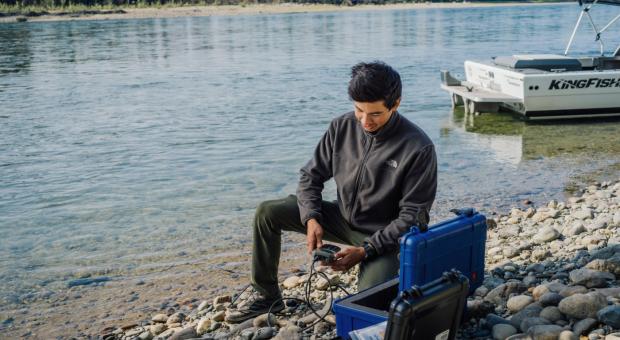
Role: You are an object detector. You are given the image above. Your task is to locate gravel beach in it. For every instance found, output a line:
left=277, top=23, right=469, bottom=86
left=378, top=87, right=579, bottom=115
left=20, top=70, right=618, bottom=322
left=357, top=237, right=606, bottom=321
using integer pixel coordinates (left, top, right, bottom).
left=105, top=179, right=620, bottom=340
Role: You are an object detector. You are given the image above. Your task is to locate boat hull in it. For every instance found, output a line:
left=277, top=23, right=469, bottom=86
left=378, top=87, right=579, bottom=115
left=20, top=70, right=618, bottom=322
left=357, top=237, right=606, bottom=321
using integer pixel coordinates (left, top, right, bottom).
left=464, top=61, right=620, bottom=120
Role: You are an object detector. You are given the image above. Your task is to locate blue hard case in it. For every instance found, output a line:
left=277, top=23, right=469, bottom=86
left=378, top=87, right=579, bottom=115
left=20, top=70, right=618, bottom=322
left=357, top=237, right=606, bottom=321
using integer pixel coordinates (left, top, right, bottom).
left=333, top=209, right=487, bottom=338
left=399, top=208, right=487, bottom=294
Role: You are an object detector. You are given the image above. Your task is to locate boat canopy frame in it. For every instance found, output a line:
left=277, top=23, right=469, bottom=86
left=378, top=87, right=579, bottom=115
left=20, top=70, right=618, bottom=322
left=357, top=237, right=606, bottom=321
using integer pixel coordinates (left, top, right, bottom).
left=565, top=0, right=620, bottom=56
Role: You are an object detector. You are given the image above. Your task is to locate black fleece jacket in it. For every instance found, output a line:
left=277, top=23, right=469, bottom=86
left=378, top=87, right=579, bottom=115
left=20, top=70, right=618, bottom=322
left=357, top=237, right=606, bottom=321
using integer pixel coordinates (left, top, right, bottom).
left=296, top=111, right=437, bottom=255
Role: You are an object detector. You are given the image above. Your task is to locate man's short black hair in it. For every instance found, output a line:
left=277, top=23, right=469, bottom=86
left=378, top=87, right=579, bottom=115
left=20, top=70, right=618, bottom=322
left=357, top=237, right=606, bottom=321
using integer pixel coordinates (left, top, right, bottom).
left=348, top=61, right=402, bottom=110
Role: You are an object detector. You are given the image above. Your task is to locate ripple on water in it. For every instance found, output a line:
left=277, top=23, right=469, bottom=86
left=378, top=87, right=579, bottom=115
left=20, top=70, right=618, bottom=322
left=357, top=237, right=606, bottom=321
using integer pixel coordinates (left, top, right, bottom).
left=0, top=4, right=619, bottom=303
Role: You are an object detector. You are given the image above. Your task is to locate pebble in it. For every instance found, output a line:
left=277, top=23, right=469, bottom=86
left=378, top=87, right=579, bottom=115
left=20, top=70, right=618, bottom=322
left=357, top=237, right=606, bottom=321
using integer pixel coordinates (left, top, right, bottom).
left=325, top=315, right=336, bottom=325
left=166, top=312, right=185, bottom=325
left=197, top=300, right=209, bottom=311
left=493, top=324, right=517, bottom=339
left=252, top=327, right=275, bottom=340
left=282, top=276, right=301, bottom=289
left=528, top=324, right=564, bottom=340
left=569, top=268, right=615, bottom=288
left=125, top=327, right=145, bottom=337
left=533, top=284, right=552, bottom=300
left=503, top=246, right=520, bottom=258
left=539, top=292, right=563, bottom=307
left=510, top=304, right=543, bottom=330
left=486, top=313, right=511, bottom=328
left=313, top=321, right=330, bottom=335
left=150, top=323, right=166, bottom=335
left=532, top=249, right=552, bottom=261
left=597, top=305, right=620, bottom=328
left=559, top=330, right=579, bottom=340
left=152, top=314, right=168, bottom=323
left=196, top=318, right=212, bottom=335
left=533, top=226, right=560, bottom=244
left=520, top=317, right=549, bottom=333
left=208, top=321, right=221, bottom=332
left=573, top=318, right=598, bottom=336
left=155, top=328, right=178, bottom=339
left=229, top=317, right=257, bottom=333
left=211, top=310, right=225, bottom=322
left=297, top=312, right=319, bottom=326
left=239, top=328, right=255, bottom=340
left=605, top=333, right=620, bottom=340
left=566, top=221, right=587, bottom=236
left=558, top=292, right=608, bottom=319
left=468, top=299, right=495, bottom=318
left=168, top=327, right=197, bottom=340
left=574, top=208, right=594, bottom=220
left=273, top=326, right=301, bottom=340
left=507, top=295, right=534, bottom=313
left=604, top=254, right=620, bottom=275
left=253, top=313, right=277, bottom=328
left=315, top=274, right=340, bottom=291
left=212, top=295, right=231, bottom=305
left=539, top=306, right=564, bottom=323
left=138, top=330, right=153, bottom=340
left=559, top=285, right=588, bottom=297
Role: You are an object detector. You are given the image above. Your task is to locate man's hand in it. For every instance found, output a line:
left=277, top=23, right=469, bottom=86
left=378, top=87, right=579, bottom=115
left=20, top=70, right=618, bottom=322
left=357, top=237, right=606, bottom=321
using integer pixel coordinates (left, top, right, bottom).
left=306, top=219, right=324, bottom=254
left=329, top=247, right=365, bottom=272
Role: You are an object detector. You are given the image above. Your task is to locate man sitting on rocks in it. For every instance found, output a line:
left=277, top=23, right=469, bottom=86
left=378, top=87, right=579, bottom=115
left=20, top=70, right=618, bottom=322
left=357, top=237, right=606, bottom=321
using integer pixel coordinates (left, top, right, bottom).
left=226, top=61, right=438, bottom=323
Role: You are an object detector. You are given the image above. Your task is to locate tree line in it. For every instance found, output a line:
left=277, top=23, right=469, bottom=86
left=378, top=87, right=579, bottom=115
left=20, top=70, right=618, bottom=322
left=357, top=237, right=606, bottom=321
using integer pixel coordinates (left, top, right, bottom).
left=1, top=0, right=522, bottom=8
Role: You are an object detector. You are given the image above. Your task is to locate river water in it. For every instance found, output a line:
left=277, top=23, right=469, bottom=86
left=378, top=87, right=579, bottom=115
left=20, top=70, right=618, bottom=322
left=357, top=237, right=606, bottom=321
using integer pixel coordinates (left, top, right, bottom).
left=1, top=3, right=619, bottom=307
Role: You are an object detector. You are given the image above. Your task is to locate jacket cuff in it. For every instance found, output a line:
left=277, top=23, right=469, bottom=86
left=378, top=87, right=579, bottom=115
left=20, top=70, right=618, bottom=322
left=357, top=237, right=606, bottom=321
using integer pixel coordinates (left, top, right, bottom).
left=364, top=237, right=386, bottom=256
left=302, top=212, right=322, bottom=227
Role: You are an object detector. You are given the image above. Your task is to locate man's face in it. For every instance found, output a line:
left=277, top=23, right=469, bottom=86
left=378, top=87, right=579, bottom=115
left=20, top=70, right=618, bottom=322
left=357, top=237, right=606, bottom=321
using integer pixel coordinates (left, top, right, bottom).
left=354, top=99, right=400, bottom=133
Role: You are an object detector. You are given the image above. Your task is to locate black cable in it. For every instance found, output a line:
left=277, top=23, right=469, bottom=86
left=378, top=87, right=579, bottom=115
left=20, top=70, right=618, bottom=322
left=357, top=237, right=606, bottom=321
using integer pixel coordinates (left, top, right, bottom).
left=265, top=259, right=352, bottom=332
left=335, top=284, right=351, bottom=296
left=229, top=284, right=252, bottom=306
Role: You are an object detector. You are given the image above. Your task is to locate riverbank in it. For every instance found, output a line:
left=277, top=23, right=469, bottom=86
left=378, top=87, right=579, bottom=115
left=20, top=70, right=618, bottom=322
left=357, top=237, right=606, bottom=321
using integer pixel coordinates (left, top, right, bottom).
left=100, top=179, right=620, bottom=339
left=0, top=2, right=564, bottom=23
left=0, top=178, right=618, bottom=338
left=0, top=233, right=311, bottom=339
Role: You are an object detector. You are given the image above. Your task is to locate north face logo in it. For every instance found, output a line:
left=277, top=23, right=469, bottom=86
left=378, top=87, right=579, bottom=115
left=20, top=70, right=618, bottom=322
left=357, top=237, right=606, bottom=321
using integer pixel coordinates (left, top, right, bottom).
left=386, top=160, right=398, bottom=168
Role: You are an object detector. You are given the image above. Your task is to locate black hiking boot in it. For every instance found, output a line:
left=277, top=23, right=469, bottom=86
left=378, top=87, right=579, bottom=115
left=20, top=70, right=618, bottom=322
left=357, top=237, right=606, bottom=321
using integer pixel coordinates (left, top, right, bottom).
left=225, top=294, right=285, bottom=323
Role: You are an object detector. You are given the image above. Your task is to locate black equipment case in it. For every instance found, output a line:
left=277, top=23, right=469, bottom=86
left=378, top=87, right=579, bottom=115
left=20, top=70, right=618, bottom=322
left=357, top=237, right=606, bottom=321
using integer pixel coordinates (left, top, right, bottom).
left=384, top=270, right=470, bottom=340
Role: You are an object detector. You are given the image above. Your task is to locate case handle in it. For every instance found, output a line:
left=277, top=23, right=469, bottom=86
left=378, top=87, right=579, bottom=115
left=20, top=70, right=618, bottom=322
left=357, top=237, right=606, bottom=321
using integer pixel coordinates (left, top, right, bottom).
left=450, top=208, right=476, bottom=217
left=414, top=210, right=429, bottom=233
left=402, top=269, right=464, bottom=298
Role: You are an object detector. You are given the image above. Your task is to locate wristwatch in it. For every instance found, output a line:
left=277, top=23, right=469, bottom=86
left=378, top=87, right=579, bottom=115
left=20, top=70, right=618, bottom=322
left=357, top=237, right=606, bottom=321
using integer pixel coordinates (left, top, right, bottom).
left=362, top=242, right=377, bottom=261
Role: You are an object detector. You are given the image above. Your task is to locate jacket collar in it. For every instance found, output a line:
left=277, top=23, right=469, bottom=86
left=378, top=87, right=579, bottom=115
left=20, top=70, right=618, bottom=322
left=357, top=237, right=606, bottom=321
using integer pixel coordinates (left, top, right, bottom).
left=363, top=111, right=401, bottom=141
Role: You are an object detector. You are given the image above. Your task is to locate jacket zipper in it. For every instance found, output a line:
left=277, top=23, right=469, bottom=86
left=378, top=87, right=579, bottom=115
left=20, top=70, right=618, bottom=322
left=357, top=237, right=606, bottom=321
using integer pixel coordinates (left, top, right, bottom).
left=349, top=136, right=374, bottom=222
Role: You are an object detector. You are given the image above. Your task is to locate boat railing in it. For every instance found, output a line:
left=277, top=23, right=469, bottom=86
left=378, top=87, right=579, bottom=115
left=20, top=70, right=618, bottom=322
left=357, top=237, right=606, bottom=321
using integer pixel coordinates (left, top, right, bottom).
left=565, top=0, right=620, bottom=56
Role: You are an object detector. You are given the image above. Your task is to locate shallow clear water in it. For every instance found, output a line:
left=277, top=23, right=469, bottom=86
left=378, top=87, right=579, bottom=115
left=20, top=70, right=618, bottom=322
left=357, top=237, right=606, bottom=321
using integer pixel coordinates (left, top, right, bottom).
left=1, top=4, right=619, bottom=302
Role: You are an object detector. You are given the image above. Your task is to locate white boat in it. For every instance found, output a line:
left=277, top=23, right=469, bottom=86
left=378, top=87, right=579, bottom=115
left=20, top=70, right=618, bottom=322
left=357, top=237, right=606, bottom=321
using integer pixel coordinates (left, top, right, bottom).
left=441, top=0, right=620, bottom=120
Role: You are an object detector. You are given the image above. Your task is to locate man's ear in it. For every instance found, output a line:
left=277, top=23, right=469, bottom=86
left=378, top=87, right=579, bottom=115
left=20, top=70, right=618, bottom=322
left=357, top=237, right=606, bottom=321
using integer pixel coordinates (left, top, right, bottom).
left=391, top=97, right=401, bottom=112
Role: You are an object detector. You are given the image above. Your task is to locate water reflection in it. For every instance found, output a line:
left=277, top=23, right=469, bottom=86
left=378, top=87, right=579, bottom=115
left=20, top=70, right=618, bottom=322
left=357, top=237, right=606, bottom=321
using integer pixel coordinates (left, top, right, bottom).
left=444, top=108, right=620, bottom=164
left=0, top=25, right=32, bottom=75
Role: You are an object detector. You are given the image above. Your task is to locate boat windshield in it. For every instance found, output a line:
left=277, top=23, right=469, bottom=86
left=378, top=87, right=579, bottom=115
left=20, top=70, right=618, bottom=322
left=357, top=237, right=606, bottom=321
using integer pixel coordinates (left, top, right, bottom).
left=566, top=0, right=620, bottom=56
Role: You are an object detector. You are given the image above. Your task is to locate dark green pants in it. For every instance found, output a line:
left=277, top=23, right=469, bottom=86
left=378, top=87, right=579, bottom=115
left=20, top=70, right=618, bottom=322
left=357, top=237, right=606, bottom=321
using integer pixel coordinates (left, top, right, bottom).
left=251, top=195, right=399, bottom=299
